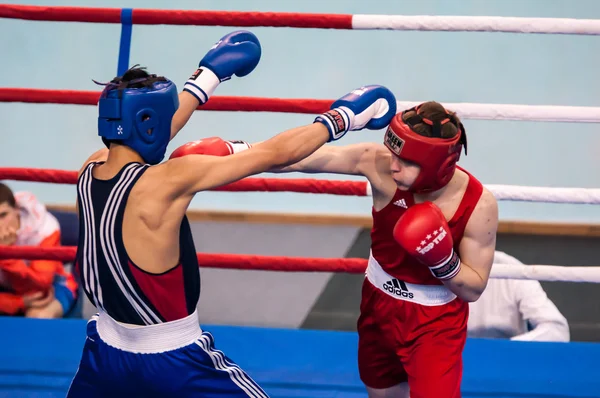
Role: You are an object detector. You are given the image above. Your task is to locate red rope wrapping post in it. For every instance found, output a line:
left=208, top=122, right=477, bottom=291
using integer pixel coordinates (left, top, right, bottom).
left=0, top=246, right=367, bottom=274
left=0, top=5, right=354, bottom=29
left=0, top=88, right=333, bottom=114
left=0, top=168, right=369, bottom=196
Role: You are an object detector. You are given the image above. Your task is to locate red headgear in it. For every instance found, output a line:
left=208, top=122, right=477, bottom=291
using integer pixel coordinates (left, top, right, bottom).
left=384, top=104, right=467, bottom=193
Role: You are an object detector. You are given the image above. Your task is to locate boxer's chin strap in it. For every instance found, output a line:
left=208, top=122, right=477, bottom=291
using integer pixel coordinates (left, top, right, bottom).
left=429, top=250, right=461, bottom=280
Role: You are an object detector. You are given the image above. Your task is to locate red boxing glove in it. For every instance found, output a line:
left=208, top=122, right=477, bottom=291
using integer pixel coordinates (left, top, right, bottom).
left=393, top=202, right=461, bottom=280
left=169, top=137, right=251, bottom=159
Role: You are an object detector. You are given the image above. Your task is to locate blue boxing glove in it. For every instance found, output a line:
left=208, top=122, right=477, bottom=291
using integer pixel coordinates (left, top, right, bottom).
left=184, top=30, right=261, bottom=104
left=314, top=85, right=397, bottom=142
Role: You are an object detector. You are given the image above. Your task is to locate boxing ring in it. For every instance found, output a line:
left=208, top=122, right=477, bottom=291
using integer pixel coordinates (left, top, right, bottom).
left=1, top=4, right=600, bottom=397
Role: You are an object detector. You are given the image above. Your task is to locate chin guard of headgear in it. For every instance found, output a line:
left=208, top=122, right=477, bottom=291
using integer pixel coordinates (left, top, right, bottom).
left=384, top=104, right=467, bottom=193
left=97, top=75, right=179, bottom=165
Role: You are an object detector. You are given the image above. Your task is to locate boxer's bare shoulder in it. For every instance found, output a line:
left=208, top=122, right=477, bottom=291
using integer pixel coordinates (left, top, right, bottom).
left=77, top=148, right=109, bottom=178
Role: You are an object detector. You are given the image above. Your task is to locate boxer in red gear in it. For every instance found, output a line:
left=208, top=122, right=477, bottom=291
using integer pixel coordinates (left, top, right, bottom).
left=231, top=101, right=498, bottom=398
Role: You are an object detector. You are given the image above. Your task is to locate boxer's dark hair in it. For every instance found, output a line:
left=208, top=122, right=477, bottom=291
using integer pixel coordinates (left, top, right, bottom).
left=402, top=101, right=462, bottom=139
left=0, top=183, right=16, bottom=208
left=103, top=65, right=168, bottom=91
left=93, top=65, right=167, bottom=94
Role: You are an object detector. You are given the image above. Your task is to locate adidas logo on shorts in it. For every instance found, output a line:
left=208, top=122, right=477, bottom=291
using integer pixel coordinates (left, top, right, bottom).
left=383, top=278, right=414, bottom=299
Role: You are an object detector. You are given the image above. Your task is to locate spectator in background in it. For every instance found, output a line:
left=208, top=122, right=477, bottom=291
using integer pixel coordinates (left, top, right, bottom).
left=468, top=250, right=570, bottom=342
left=0, top=182, right=77, bottom=318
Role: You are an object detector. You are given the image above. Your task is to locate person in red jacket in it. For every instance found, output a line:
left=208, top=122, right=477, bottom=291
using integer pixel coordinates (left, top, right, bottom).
left=171, top=101, right=499, bottom=398
left=0, top=183, right=78, bottom=318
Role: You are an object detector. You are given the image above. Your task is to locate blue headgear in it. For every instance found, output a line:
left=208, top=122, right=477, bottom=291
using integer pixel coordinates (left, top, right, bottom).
left=98, top=77, right=179, bottom=165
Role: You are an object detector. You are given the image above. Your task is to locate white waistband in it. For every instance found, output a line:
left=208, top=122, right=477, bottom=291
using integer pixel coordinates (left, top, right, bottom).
left=366, top=253, right=457, bottom=306
left=94, top=310, right=203, bottom=354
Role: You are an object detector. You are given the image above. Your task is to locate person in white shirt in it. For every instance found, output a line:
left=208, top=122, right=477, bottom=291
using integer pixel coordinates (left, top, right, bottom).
left=467, top=250, right=570, bottom=342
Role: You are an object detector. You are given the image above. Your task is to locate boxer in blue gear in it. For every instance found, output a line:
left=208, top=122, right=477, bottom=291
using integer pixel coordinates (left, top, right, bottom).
left=69, top=27, right=395, bottom=396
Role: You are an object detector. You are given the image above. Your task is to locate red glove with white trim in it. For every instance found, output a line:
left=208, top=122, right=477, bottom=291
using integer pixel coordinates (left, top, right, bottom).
left=169, top=137, right=251, bottom=159
left=393, top=202, right=461, bottom=280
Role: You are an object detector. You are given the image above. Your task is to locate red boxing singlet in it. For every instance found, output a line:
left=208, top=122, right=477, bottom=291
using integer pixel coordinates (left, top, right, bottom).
left=370, top=168, right=483, bottom=285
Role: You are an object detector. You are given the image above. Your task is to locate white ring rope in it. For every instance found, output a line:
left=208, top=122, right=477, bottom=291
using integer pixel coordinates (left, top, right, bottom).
left=486, top=185, right=600, bottom=204
left=365, top=183, right=600, bottom=205
left=396, top=101, right=600, bottom=123
left=491, top=263, right=600, bottom=283
left=352, top=15, right=600, bottom=35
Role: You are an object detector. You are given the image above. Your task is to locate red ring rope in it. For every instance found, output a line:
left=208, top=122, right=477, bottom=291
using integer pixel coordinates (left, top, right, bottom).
left=0, top=88, right=332, bottom=114
left=0, top=246, right=366, bottom=274
left=0, top=168, right=369, bottom=197
left=0, top=5, right=353, bottom=29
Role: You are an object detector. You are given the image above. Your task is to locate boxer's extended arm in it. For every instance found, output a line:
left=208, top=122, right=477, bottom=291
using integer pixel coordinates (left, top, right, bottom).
left=165, top=84, right=397, bottom=199
left=170, top=91, right=201, bottom=139
left=166, top=123, right=330, bottom=197
left=269, top=142, right=385, bottom=178
left=446, top=189, right=498, bottom=302
left=269, top=142, right=394, bottom=203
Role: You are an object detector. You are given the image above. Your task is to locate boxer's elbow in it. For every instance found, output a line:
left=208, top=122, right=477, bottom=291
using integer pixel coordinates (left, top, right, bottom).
left=448, top=282, right=484, bottom=302
left=445, top=271, right=488, bottom=302
left=458, top=287, right=484, bottom=303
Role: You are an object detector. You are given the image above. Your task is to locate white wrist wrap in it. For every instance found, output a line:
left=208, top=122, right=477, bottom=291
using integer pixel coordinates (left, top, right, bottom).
left=315, top=107, right=353, bottom=141
left=225, top=140, right=252, bottom=154
left=183, top=67, right=220, bottom=104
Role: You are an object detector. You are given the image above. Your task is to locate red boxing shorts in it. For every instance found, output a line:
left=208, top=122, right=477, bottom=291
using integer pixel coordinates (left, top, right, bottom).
left=357, top=255, right=469, bottom=398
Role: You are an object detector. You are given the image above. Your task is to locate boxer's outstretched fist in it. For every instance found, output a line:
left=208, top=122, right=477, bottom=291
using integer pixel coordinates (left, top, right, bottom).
left=314, top=85, right=397, bottom=142
left=169, top=137, right=251, bottom=159
left=393, top=202, right=461, bottom=280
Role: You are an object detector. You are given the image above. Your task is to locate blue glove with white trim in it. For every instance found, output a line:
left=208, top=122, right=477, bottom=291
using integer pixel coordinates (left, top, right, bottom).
left=314, top=85, right=397, bottom=142
left=184, top=30, right=261, bottom=104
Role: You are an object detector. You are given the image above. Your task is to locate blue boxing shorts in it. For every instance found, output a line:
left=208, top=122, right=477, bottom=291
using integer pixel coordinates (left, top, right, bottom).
left=67, top=311, right=268, bottom=397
